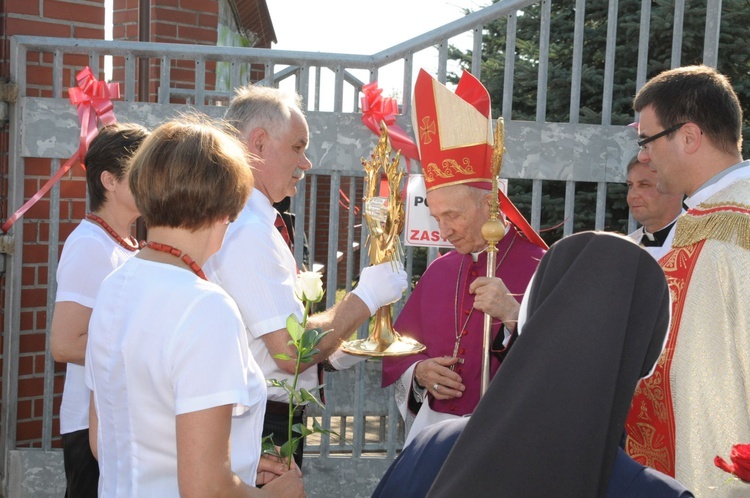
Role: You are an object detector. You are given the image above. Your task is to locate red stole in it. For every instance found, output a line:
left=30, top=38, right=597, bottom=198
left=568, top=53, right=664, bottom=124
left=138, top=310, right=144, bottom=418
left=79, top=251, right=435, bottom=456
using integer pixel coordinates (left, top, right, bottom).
left=624, top=240, right=706, bottom=476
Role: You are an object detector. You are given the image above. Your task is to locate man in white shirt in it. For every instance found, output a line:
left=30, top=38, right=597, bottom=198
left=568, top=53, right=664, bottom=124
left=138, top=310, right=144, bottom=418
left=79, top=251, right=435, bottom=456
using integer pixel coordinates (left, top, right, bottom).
left=205, top=85, right=407, bottom=466
left=624, top=64, right=750, bottom=496
left=625, top=155, right=684, bottom=260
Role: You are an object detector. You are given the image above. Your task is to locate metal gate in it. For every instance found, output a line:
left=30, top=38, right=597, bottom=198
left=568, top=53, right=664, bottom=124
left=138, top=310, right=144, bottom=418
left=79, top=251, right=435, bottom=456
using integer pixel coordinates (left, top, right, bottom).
left=0, top=0, right=726, bottom=495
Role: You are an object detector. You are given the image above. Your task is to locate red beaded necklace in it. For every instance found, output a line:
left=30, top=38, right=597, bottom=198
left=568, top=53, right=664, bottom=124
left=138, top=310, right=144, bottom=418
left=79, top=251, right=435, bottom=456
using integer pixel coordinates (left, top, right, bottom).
left=86, top=213, right=139, bottom=252
left=145, top=241, right=207, bottom=280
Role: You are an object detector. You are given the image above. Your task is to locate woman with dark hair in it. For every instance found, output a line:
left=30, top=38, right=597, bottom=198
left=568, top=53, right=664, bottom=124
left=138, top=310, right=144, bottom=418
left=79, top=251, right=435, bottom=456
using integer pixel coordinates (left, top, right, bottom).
left=50, top=122, right=149, bottom=498
left=374, top=231, right=693, bottom=498
left=85, top=116, right=304, bottom=497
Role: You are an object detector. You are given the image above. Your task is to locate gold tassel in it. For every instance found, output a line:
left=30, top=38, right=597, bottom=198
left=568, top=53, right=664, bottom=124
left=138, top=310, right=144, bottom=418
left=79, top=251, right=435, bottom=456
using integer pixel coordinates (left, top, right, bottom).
left=673, top=209, right=750, bottom=251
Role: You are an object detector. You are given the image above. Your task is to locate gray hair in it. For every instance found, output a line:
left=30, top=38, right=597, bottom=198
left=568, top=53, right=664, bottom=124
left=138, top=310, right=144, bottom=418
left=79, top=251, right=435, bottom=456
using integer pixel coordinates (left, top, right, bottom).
left=224, top=85, right=304, bottom=138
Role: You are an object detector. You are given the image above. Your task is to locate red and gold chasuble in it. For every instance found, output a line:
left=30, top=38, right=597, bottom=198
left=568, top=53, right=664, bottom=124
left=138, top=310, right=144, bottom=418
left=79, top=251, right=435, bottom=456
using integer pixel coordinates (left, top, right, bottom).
left=624, top=240, right=705, bottom=476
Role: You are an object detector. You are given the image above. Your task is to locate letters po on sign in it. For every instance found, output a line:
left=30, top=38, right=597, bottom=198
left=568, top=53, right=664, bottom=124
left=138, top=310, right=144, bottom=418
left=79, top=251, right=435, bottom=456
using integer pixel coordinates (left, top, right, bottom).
left=404, top=175, right=508, bottom=248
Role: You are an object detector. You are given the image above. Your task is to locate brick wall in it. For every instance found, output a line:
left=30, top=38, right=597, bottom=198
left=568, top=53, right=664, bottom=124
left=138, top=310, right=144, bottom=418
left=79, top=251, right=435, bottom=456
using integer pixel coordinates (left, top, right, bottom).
left=111, top=0, right=220, bottom=103
left=1, top=0, right=106, bottom=448
left=0, top=0, right=244, bottom=450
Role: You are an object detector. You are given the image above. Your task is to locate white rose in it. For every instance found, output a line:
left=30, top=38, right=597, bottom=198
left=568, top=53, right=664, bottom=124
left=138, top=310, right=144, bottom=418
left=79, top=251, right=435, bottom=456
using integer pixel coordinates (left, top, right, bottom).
left=294, top=271, right=324, bottom=303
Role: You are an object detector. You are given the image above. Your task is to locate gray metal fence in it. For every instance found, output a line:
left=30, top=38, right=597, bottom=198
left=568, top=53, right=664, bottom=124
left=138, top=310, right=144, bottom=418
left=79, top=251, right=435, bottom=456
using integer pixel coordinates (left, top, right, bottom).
left=0, top=0, right=725, bottom=495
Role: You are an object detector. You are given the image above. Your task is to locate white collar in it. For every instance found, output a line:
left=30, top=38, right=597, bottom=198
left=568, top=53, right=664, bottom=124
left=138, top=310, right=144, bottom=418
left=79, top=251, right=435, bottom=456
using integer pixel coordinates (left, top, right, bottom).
left=685, top=160, right=750, bottom=209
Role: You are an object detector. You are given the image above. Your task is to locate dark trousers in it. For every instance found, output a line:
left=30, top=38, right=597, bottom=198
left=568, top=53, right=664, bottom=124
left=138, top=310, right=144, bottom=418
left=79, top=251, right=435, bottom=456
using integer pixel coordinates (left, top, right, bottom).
left=62, top=428, right=99, bottom=498
left=262, top=408, right=305, bottom=468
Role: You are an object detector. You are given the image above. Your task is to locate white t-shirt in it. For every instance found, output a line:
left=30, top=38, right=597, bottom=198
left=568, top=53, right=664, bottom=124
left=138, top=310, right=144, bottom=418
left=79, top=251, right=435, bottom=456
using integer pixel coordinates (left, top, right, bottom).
left=205, top=191, right=315, bottom=401
left=85, top=258, right=266, bottom=497
left=55, top=219, right=137, bottom=434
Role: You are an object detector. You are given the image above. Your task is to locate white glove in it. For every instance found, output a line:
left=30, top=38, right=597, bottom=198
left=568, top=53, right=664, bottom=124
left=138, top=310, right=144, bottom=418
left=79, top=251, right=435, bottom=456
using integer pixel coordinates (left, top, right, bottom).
left=352, top=261, right=408, bottom=315
left=328, top=349, right=368, bottom=370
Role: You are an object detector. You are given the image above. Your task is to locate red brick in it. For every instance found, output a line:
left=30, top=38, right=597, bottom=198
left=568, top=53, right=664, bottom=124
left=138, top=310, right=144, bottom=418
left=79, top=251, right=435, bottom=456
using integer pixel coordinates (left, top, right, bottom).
left=16, top=420, right=42, bottom=442
left=180, top=0, right=217, bottom=13
left=72, top=26, right=105, bottom=40
left=71, top=202, right=86, bottom=220
left=176, top=25, right=216, bottom=44
left=25, top=198, right=51, bottom=220
left=20, top=332, right=47, bottom=352
left=198, top=13, right=218, bottom=28
left=115, top=7, right=138, bottom=24
left=18, top=377, right=44, bottom=398
left=44, top=0, right=103, bottom=25
left=22, top=287, right=49, bottom=308
left=38, top=266, right=49, bottom=287
left=24, top=158, right=52, bottom=176
left=153, top=23, right=178, bottom=40
left=16, top=398, right=32, bottom=419
left=22, top=223, right=38, bottom=243
left=20, top=310, right=34, bottom=331
left=59, top=179, right=86, bottom=198
left=7, top=0, right=40, bottom=15
left=154, top=6, right=197, bottom=25
left=22, top=266, right=35, bottom=286
left=18, top=355, right=34, bottom=376
left=6, top=17, right=71, bottom=37
left=33, top=397, right=43, bottom=418
left=24, top=64, right=55, bottom=88
left=35, top=353, right=50, bottom=374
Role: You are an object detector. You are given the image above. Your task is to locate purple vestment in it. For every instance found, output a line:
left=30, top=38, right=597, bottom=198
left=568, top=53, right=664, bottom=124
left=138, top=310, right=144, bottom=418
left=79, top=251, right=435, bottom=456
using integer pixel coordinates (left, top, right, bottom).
left=382, top=225, right=544, bottom=416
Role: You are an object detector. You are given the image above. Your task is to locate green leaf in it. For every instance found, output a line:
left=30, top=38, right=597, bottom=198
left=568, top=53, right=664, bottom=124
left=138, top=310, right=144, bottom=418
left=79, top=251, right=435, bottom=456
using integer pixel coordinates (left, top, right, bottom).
left=280, top=438, right=299, bottom=458
left=291, top=422, right=313, bottom=438
left=273, top=353, right=294, bottom=361
left=286, top=313, right=304, bottom=341
left=300, top=388, right=325, bottom=409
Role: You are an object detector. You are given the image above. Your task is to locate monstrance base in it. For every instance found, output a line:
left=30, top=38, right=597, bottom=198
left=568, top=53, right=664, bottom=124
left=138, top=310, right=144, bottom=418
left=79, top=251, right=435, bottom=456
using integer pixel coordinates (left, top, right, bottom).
left=341, top=335, right=425, bottom=357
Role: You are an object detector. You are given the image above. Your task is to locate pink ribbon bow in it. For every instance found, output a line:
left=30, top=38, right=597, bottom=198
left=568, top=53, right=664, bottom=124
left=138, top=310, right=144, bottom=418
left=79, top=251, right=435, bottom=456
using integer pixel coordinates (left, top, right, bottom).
left=2, top=67, right=120, bottom=233
left=360, top=81, right=419, bottom=164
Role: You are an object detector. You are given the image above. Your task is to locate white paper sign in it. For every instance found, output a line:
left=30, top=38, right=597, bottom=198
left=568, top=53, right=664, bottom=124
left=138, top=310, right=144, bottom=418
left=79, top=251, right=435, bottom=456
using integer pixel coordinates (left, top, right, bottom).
left=404, top=175, right=451, bottom=248
left=403, top=174, right=508, bottom=248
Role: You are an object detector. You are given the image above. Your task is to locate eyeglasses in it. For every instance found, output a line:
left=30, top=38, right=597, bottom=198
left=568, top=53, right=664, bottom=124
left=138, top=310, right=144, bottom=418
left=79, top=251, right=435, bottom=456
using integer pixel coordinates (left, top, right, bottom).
left=637, top=122, right=686, bottom=152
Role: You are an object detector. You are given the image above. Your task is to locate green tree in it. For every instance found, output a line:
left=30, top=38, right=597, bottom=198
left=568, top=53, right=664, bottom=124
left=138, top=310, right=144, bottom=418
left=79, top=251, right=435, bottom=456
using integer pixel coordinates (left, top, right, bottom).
left=449, top=0, right=750, bottom=245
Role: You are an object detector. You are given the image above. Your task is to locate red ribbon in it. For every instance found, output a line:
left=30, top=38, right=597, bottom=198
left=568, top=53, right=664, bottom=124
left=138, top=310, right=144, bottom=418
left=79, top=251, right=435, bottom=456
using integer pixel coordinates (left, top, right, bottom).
left=360, top=82, right=420, bottom=165
left=2, top=67, right=119, bottom=233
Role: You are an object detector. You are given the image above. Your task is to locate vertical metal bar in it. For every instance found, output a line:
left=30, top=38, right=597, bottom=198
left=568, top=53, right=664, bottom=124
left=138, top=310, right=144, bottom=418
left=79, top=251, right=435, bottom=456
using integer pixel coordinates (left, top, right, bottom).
left=292, top=176, right=307, bottom=269
left=298, top=64, right=310, bottom=110
left=159, top=56, right=170, bottom=103
left=595, top=181, right=607, bottom=230
left=320, top=171, right=342, bottom=457
left=401, top=55, right=413, bottom=116
left=437, top=39, right=448, bottom=82
left=502, top=12, right=517, bottom=121
left=636, top=0, right=652, bottom=91
left=345, top=178, right=357, bottom=288
left=531, top=179, right=543, bottom=232
left=569, top=0, right=586, bottom=123
left=1, top=38, right=27, bottom=492
left=601, top=0, right=619, bottom=126
left=314, top=67, right=322, bottom=111
left=703, top=0, right=722, bottom=67
left=536, top=0, right=551, bottom=123
left=125, top=54, right=136, bottom=102
left=671, top=0, right=686, bottom=67
left=333, top=64, right=344, bottom=113
left=307, top=176, right=318, bottom=269
left=229, top=58, right=241, bottom=92
left=41, top=51, right=65, bottom=450
left=42, top=158, right=62, bottom=450
left=471, top=25, right=484, bottom=78
left=194, top=57, right=205, bottom=106
left=563, top=180, right=576, bottom=236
